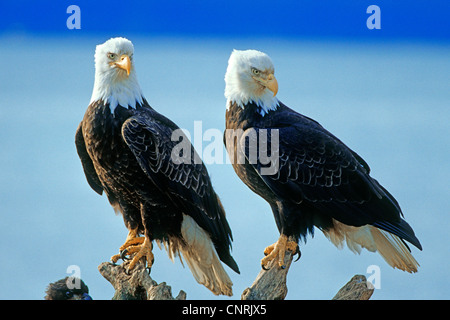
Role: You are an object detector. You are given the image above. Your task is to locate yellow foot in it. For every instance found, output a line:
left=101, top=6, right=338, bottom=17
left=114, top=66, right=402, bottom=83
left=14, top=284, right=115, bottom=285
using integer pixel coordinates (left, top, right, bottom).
left=261, top=235, right=299, bottom=270
left=127, top=237, right=154, bottom=270
left=111, top=228, right=144, bottom=263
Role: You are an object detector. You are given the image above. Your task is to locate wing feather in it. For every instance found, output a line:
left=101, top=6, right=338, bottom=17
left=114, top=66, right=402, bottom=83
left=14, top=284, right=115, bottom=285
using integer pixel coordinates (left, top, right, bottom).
left=75, top=122, right=103, bottom=195
left=121, top=111, right=239, bottom=273
left=239, top=117, right=405, bottom=227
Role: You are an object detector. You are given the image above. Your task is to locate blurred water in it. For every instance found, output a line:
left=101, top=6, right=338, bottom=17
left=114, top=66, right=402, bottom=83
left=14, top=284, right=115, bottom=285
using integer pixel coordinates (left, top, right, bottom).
left=0, top=35, right=449, bottom=299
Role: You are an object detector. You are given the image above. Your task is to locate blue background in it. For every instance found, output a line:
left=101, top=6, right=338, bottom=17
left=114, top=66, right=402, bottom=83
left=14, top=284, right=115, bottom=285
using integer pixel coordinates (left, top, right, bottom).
left=1, top=0, right=449, bottom=41
left=0, top=1, right=449, bottom=300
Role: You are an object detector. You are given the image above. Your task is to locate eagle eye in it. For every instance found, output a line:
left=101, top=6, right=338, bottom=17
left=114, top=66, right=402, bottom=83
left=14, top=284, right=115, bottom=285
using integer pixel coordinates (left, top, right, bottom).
left=251, top=68, right=261, bottom=76
left=107, top=53, right=117, bottom=60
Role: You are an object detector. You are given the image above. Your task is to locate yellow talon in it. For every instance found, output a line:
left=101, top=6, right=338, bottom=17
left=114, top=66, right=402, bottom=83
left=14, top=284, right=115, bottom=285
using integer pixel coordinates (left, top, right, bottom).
left=128, top=237, right=154, bottom=270
left=110, top=228, right=155, bottom=270
left=261, top=235, right=298, bottom=269
left=119, top=236, right=145, bottom=251
left=111, top=228, right=144, bottom=263
left=111, top=253, right=121, bottom=264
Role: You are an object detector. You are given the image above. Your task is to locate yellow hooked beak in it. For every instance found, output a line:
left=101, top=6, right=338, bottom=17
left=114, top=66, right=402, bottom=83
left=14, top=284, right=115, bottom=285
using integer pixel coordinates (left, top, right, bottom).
left=255, top=73, right=278, bottom=97
left=265, top=74, right=278, bottom=96
left=114, top=54, right=131, bottom=76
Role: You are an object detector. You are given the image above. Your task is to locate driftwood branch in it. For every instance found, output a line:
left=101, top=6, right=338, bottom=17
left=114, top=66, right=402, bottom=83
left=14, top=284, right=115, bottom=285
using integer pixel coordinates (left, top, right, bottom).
left=241, top=248, right=373, bottom=300
left=242, top=251, right=294, bottom=300
left=99, top=249, right=372, bottom=300
left=98, top=261, right=186, bottom=300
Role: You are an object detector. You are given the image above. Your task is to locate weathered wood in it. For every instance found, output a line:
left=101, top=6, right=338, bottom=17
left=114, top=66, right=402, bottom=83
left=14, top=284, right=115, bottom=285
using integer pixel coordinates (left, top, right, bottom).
left=99, top=252, right=372, bottom=300
left=240, top=249, right=373, bottom=300
left=241, top=251, right=294, bottom=300
left=332, top=274, right=374, bottom=300
left=98, top=261, right=186, bottom=300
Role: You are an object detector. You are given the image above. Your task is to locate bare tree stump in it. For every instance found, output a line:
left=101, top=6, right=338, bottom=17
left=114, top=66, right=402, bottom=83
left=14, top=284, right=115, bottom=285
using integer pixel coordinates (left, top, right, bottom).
left=98, top=261, right=186, bottom=300
left=241, top=251, right=294, bottom=300
left=332, top=274, right=374, bottom=300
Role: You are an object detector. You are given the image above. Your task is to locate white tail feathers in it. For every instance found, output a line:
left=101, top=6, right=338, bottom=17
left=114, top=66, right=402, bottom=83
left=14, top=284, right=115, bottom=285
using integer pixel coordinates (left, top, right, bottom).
left=323, top=219, right=419, bottom=273
left=157, top=214, right=234, bottom=296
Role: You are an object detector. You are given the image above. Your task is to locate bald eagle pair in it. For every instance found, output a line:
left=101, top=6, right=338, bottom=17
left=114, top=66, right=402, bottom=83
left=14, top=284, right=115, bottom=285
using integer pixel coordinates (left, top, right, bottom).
left=76, top=38, right=421, bottom=297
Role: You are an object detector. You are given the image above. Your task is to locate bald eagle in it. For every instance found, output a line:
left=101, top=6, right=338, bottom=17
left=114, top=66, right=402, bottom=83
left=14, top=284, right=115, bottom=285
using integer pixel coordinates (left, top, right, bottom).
left=224, top=49, right=422, bottom=272
left=75, top=38, right=239, bottom=296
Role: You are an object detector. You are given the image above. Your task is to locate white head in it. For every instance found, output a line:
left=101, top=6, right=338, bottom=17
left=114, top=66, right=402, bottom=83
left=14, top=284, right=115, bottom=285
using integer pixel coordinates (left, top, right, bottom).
left=224, top=49, right=279, bottom=114
left=90, top=37, right=144, bottom=112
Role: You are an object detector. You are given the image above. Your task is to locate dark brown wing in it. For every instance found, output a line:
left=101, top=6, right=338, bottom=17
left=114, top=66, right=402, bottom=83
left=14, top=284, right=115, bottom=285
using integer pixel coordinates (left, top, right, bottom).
left=75, top=122, right=103, bottom=195
left=121, top=110, right=239, bottom=273
left=238, top=109, right=421, bottom=249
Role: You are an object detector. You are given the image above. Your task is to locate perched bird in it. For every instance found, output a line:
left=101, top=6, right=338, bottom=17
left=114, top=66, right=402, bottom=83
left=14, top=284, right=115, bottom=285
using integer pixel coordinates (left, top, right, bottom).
left=45, top=277, right=92, bottom=300
left=224, top=49, right=422, bottom=272
left=75, top=37, right=239, bottom=296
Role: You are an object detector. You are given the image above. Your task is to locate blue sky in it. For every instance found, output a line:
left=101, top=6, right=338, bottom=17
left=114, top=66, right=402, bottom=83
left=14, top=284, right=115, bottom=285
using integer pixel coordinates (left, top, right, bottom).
left=1, top=0, right=449, bottom=41
left=0, top=1, right=449, bottom=300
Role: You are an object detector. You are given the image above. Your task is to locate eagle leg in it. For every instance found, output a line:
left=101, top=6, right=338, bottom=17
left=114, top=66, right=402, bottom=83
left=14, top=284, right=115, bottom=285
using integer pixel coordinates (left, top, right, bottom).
left=111, top=228, right=145, bottom=263
left=261, top=234, right=299, bottom=270
left=126, top=236, right=154, bottom=270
